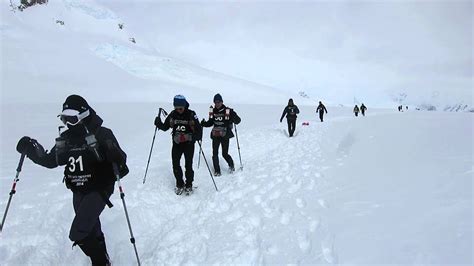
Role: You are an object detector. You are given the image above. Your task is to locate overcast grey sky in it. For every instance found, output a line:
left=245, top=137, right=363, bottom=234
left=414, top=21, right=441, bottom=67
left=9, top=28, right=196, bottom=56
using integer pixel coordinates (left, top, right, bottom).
left=103, top=0, right=472, bottom=104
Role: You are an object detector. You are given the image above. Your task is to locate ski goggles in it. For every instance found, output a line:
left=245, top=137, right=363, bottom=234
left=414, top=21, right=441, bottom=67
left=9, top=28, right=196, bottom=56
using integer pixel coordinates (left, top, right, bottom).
left=58, top=109, right=90, bottom=126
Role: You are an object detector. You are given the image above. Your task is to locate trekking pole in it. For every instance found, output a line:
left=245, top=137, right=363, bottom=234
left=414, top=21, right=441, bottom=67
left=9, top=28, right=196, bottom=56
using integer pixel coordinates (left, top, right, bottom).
left=197, top=144, right=202, bottom=169
left=234, top=124, right=243, bottom=170
left=111, top=161, right=141, bottom=266
left=197, top=141, right=218, bottom=192
left=143, top=108, right=167, bottom=184
left=1, top=153, right=26, bottom=233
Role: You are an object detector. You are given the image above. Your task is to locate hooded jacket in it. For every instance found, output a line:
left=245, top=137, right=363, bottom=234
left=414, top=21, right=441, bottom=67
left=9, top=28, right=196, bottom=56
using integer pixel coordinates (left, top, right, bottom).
left=28, top=108, right=128, bottom=193
left=280, top=100, right=300, bottom=121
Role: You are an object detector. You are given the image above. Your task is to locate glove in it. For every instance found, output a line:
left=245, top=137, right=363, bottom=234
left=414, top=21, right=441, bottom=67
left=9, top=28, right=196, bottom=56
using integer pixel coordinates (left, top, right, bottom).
left=16, top=136, right=33, bottom=154
left=154, top=116, right=162, bottom=127
left=105, top=141, right=124, bottom=164
left=280, top=119, right=283, bottom=123
left=16, top=136, right=45, bottom=158
left=200, top=119, right=206, bottom=125
left=195, top=131, right=203, bottom=142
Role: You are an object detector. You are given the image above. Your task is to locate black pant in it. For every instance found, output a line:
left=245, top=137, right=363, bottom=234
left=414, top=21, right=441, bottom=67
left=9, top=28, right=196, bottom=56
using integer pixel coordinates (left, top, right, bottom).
left=70, top=185, right=113, bottom=265
left=172, top=142, right=195, bottom=188
left=319, top=111, right=324, bottom=122
left=355, top=112, right=359, bottom=117
left=362, top=110, right=365, bottom=116
left=287, top=119, right=296, bottom=137
left=212, top=138, right=234, bottom=173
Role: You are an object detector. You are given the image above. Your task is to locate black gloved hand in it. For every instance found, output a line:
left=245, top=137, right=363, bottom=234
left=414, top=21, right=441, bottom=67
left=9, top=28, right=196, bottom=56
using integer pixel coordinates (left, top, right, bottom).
left=17, top=136, right=33, bottom=154
left=196, top=135, right=202, bottom=142
left=200, top=119, right=206, bottom=125
left=16, top=136, right=45, bottom=158
left=154, top=116, right=162, bottom=127
left=105, top=141, right=124, bottom=164
left=280, top=119, right=283, bottom=123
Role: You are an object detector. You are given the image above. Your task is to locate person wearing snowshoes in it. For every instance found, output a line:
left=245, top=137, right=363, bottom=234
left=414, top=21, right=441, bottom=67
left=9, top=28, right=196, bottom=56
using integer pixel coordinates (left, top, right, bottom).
left=201, top=93, right=241, bottom=176
left=360, top=103, right=367, bottom=116
left=15, top=95, right=128, bottom=266
left=316, top=101, right=328, bottom=122
left=354, top=105, right=360, bottom=117
left=155, top=95, right=202, bottom=195
left=280, top=98, right=300, bottom=137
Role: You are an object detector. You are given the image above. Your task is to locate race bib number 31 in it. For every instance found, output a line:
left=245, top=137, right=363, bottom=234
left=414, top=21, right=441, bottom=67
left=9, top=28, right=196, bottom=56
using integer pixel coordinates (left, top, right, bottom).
left=68, top=156, right=84, bottom=172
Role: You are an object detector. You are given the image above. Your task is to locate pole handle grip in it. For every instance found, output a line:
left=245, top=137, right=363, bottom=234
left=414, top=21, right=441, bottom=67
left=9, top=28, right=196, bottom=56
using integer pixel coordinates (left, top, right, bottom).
left=16, top=153, right=26, bottom=172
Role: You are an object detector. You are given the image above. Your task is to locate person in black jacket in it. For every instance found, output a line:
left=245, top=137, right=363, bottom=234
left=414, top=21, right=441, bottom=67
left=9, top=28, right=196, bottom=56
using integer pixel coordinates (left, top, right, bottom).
left=155, top=95, right=202, bottom=195
left=354, top=105, right=360, bottom=117
left=360, top=103, right=367, bottom=116
left=16, top=95, right=127, bottom=266
left=316, top=101, right=328, bottom=122
left=201, top=94, right=241, bottom=176
left=280, top=99, right=300, bottom=137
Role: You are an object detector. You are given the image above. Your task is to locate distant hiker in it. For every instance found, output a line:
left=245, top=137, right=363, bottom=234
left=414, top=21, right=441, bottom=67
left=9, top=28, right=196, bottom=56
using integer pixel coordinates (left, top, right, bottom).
left=201, top=93, right=241, bottom=176
left=316, top=101, right=328, bottom=122
left=280, top=99, right=300, bottom=137
left=354, top=105, right=360, bottom=117
left=360, top=103, right=367, bottom=116
left=398, top=105, right=402, bottom=112
left=155, top=95, right=202, bottom=195
left=406, top=106, right=408, bottom=110
left=16, top=95, right=128, bottom=265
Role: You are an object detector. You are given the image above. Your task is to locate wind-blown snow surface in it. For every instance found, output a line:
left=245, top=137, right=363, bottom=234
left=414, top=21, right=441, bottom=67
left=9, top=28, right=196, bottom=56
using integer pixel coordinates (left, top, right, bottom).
left=0, top=103, right=472, bottom=265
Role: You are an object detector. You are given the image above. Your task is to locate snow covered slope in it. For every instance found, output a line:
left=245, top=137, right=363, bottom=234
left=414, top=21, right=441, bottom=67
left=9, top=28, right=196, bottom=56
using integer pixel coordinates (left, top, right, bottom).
left=1, top=0, right=291, bottom=104
left=0, top=103, right=472, bottom=265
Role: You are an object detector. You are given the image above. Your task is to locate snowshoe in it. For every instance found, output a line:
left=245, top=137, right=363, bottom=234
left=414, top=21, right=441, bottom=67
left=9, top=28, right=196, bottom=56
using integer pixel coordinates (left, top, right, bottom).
left=214, top=171, right=221, bottom=177
left=184, top=187, right=193, bottom=196
left=175, top=187, right=184, bottom=195
left=229, top=167, right=235, bottom=174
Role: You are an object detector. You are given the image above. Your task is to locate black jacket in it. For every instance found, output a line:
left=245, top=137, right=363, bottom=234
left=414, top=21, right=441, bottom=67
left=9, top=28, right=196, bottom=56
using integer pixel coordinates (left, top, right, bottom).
left=28, top=110, right=127, bottom=193
left=155, top=108, right=202, bottom=143
left=280, top=105, right=300, bottom=121
left=201, top=105, right=241, bottom=139
left=317, top=104, right=328, bottom=114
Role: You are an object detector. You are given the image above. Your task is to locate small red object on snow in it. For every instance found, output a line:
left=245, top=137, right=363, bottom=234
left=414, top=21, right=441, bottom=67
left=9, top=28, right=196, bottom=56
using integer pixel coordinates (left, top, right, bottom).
left=302, top=122, right=309, bottom=126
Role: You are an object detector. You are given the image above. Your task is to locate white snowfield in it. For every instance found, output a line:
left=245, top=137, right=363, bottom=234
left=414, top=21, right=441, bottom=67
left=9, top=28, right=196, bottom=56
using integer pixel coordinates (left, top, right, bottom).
left=1, top=0, right=472, bottom=265
left=1, top=0, right=292, bottom=104
left=0, top=103, right=472, bottom=265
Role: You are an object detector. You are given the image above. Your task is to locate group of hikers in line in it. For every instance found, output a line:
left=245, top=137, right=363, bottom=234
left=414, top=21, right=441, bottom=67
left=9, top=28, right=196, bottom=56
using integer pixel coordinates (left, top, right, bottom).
left=13, top=93, right=375, bottom=265
left=353, top=103, right=367, bottom=117
left=398, top=105, right=408, bottom=112
left=280, top=99, right=367, bottom=137
left=153, top=93, right=241, bottom=195
left=13, top=93, right=242, bottom=265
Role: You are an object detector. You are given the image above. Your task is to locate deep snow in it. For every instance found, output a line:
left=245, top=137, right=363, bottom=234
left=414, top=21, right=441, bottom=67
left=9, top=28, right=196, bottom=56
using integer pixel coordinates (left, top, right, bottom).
left=1, top=1, right=472, bottom=265
left=0, top=103, right=472, bottom=265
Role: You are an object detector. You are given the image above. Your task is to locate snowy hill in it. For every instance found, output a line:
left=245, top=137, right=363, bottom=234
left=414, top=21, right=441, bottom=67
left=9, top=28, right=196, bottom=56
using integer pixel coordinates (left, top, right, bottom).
left=1, top=0, right=292, bottom=104
left=0, top=103, right=472, bottom=265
